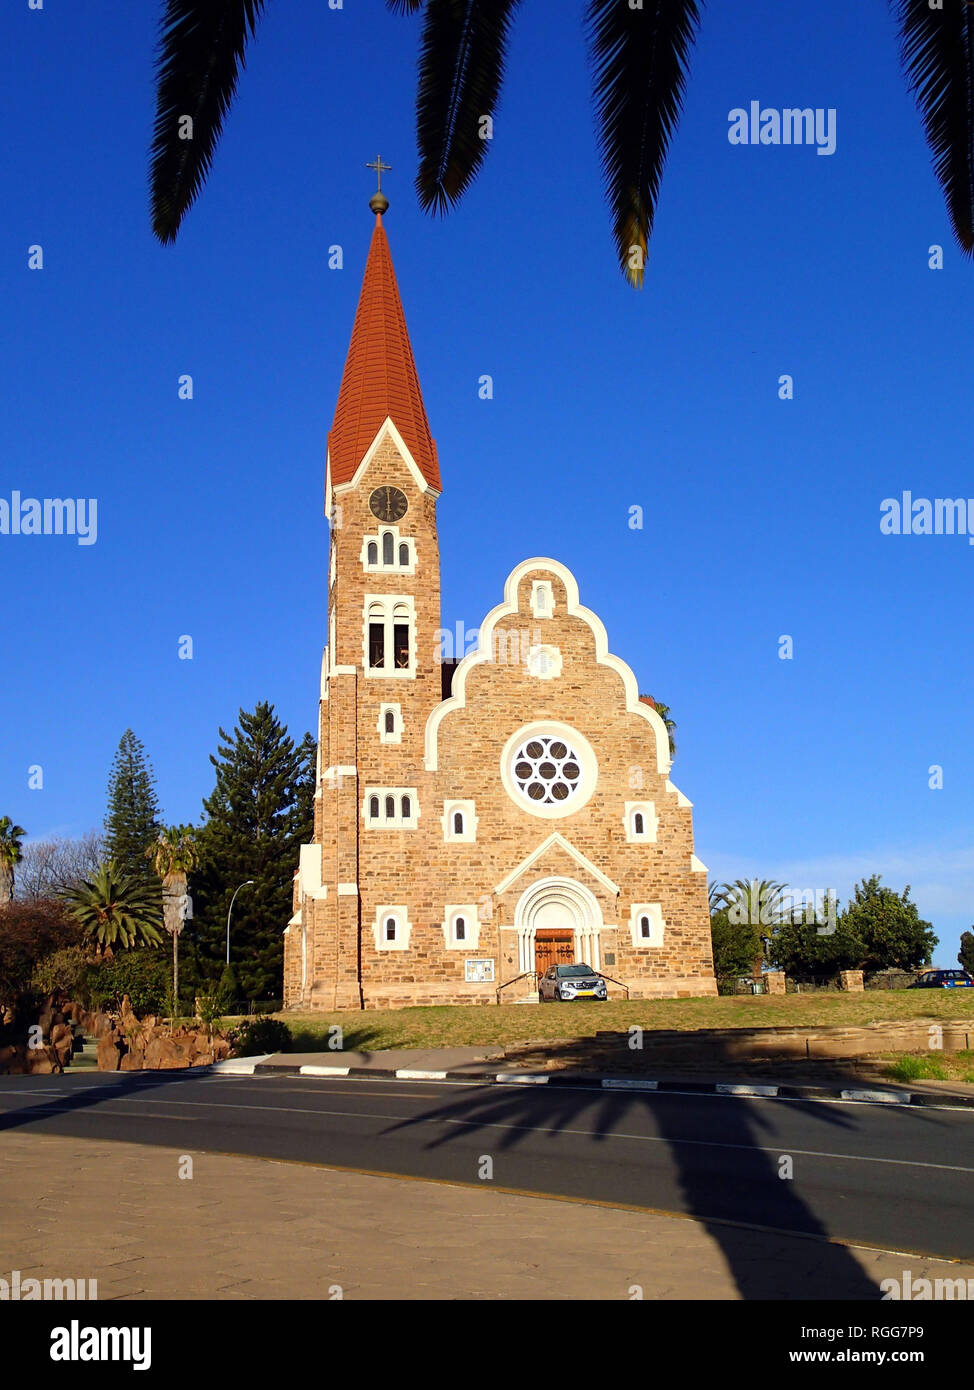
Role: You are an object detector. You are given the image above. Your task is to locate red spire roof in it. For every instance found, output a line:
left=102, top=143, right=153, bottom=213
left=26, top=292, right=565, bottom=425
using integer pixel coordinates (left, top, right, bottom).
left=327, top=213, right=440, bottom=490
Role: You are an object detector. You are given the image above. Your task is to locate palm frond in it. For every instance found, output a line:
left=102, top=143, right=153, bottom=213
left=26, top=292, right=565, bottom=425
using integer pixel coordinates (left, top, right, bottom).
left=892, top=0, right=974, bottom=254
left=387, top=0, right=426, bottom=12
left=150, top=0, right=267, bottom=244
left=586, top=0, right=702, bottom=286
left=414, top=0, right=523, bottom=214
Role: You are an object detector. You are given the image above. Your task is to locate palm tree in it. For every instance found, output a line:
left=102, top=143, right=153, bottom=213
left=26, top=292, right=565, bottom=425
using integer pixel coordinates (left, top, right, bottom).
left=146, top=825, right=199, bottom=1010
left=61, top=863, right=163, bottom=953
left=721, top=878, right=789, bottom=980
left=150, top=2, right=974, bottom=282
left=639, top=694, right=676, bottom=757
left=708, top=879, right=727, bottom=916
left=0, top=817, right=26, bottom=905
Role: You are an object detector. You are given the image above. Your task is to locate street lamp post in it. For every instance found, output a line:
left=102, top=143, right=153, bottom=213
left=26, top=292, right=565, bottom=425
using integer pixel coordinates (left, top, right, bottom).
left=226, top=880, right=255, bottom=966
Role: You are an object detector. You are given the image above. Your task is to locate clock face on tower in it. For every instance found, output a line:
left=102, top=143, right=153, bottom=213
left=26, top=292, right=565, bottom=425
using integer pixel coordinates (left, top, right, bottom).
left=369, top=486, right=408, bottom=523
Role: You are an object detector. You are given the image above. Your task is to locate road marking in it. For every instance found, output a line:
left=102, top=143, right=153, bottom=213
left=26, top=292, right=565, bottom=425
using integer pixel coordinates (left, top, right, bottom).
left=717, top=1084, right=779, bottom=1097
left=20, top=1093, right=974, bottom=1177
left=840, top=1089, right=911, bottom=1104
left=494, top=1073, right=549, bottom=1084
left=603, top=1079, right=659, bottom=1091
left=299, top=1066, right=350, bottom=1077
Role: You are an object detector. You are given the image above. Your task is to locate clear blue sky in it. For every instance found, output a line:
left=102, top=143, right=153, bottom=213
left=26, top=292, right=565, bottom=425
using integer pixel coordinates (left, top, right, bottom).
left=2, top=0, right=970, bottom=961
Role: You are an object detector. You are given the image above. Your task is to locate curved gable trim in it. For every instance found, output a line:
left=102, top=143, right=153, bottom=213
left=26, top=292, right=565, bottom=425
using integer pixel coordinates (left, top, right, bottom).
left=424, top=556, right=672, bottom=776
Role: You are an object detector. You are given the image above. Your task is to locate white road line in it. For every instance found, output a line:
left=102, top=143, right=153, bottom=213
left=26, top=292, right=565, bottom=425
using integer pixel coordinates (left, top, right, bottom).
left=34, top=1093, right=974, bottom=1176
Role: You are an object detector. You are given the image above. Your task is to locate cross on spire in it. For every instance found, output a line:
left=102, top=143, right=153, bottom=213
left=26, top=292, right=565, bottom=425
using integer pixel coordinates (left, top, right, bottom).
left=366, top=156, right=392, bottom=193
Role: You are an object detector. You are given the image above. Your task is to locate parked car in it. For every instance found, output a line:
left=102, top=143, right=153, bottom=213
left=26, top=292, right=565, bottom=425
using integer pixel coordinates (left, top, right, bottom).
left=538, top=963, right=608, bottom=1002
left=908, top=969, right=974, bottom=989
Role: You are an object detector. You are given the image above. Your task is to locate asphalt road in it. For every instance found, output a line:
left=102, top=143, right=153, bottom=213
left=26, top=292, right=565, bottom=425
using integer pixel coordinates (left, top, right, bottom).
left=2, top=1070, right=973, bottom=1262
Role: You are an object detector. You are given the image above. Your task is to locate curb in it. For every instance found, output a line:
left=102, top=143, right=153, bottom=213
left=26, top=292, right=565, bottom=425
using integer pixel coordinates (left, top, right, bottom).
left=234, top=1060, right=974, bottom=1108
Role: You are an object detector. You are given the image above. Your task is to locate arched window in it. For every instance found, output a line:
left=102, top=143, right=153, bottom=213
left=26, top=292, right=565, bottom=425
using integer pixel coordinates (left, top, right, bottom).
left=639, top=915, right=651, bottom=939
left=385, top=795, right=395, bottom=819
left=367, top=540, right=378, bottom=565
left=453, top=810, right=464, bottom=836
left=393, top=602, right=410, bottom=669
left=382, top=531, right=394, bottom=565
left=454, top=915, right=466, bottom=942
left=369, top=795, right=379, bottom=820
left=385, top=916, right=397, bottom=942
left=384, top=710, right=395, bottom=734
left=398, top=542, right=409, bottom=567
left=401, top=795, right=411, bottom=820
left=368, top=602, right=386, bottom=669
left=634, top=811, right=644, bottom=836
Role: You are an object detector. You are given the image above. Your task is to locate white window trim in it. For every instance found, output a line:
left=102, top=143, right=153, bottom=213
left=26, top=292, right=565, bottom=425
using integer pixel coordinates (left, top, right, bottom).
left=441, top=904, right=480, bottom=950
left=363, top=787, right=419, bottom=829
left=623, top=800, right=658, bottom=843
left=441, top=799, right=478, bottom=843
left=630, top=902, right=665, bottom=948
left=499, top=721, right=597, bottom=820
left=526, top=644, right=562, bottom=679
left=531, top=580, right=553, bottom=619
left=373, top=905, right=412, bottom=952
left=361, top=525, right=417, bottom=576
left=363, top=593, right=417, bottom=679
left=377, top=703, right=403, bottom=744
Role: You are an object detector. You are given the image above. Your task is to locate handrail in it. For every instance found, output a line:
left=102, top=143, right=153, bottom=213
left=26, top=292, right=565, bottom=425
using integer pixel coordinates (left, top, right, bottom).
left=595, top=971, right=630, bottom=1000
left=496, top=971, right=537, bottom=1004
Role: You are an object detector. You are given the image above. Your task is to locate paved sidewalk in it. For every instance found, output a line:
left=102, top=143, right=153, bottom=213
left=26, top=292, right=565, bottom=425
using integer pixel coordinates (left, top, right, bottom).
left=2, top=1132, right=971, bottom=1300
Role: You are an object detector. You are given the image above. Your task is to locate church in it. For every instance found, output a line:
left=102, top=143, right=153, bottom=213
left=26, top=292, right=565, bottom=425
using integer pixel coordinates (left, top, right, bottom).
left=284, top=179, right=717, bottom=1010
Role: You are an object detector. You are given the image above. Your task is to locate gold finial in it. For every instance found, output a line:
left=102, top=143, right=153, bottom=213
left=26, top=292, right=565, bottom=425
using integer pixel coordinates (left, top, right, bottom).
left=366, top=155, right=392, bottom=215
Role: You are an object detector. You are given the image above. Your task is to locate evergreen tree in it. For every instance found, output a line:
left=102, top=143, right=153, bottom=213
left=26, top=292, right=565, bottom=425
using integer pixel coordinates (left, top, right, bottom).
left=104, top=731, right=161, bottom=881
left=187, top=703, right=314, bottom=1000
left=839, top=875, right=937, bottom=974
left=958, top=930, right=974, bottom=975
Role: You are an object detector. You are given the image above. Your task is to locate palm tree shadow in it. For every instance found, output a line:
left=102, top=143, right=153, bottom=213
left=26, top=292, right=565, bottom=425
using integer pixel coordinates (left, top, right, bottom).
left=383, top=1037, right=934, bottom=1299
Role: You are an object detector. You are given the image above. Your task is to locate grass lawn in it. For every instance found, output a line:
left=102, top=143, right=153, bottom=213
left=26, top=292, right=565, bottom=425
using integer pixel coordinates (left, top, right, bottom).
left=882, top=1050, right=974, bottom=1083
left=276, top=990, right=974, bottom=1053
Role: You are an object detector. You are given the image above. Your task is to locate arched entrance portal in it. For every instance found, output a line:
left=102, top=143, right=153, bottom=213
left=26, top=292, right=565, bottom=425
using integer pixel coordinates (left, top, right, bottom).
left=513, top=877, right=604, bottom=976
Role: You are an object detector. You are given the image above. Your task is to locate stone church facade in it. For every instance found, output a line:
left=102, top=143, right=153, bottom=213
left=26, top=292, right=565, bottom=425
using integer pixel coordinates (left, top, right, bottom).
left=284, top=192, right=716, bottom=1010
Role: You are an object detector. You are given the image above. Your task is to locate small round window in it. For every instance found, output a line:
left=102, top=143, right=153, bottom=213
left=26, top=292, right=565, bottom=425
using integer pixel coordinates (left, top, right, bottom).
left=511, top=736, right=583, bottom=806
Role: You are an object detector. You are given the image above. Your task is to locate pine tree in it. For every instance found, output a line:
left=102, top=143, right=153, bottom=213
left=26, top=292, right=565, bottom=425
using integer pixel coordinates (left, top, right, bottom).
left=104, top=731, right=162, bottom=881
left=187, top=703, right=315, bottom=1001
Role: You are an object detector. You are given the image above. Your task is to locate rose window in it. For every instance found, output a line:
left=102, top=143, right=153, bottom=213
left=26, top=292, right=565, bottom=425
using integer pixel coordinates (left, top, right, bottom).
left=511, top=737, right=583, bottom=806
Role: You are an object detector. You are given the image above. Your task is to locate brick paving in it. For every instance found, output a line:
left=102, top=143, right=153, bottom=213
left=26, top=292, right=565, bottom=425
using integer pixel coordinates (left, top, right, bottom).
left=2, top=1132, right=971, bottom=1300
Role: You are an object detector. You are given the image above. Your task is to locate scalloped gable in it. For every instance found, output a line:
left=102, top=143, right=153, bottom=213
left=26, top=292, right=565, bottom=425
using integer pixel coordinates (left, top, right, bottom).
left=423, top=557, right=674, bottom=778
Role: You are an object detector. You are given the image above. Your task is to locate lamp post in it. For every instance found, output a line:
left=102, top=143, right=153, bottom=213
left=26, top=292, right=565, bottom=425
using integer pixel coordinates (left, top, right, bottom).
left=226, top=880, right=254, bottom=966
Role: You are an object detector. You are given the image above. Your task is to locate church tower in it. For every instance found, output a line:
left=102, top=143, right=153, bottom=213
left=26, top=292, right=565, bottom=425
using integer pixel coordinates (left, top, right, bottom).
left=287, top=174, right=445, bottom=1009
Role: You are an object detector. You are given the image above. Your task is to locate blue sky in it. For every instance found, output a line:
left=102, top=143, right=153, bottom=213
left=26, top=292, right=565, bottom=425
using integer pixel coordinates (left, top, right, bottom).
left=2, top=0, right=970, bottom=961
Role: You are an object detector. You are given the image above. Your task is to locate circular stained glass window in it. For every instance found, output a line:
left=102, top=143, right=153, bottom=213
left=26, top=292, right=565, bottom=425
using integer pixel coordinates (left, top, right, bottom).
left=510, top=736, right=584, bottom=807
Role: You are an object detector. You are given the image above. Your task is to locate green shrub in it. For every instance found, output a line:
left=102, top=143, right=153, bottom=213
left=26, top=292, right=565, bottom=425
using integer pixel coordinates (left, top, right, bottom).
left=31, top=945, right=89, bottom=1000
left=86, top=950, right=170, bottom=1017
left=229, top=1015, right=292, bottom=1057
left=885, top=1054, right=948, bottom=1082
